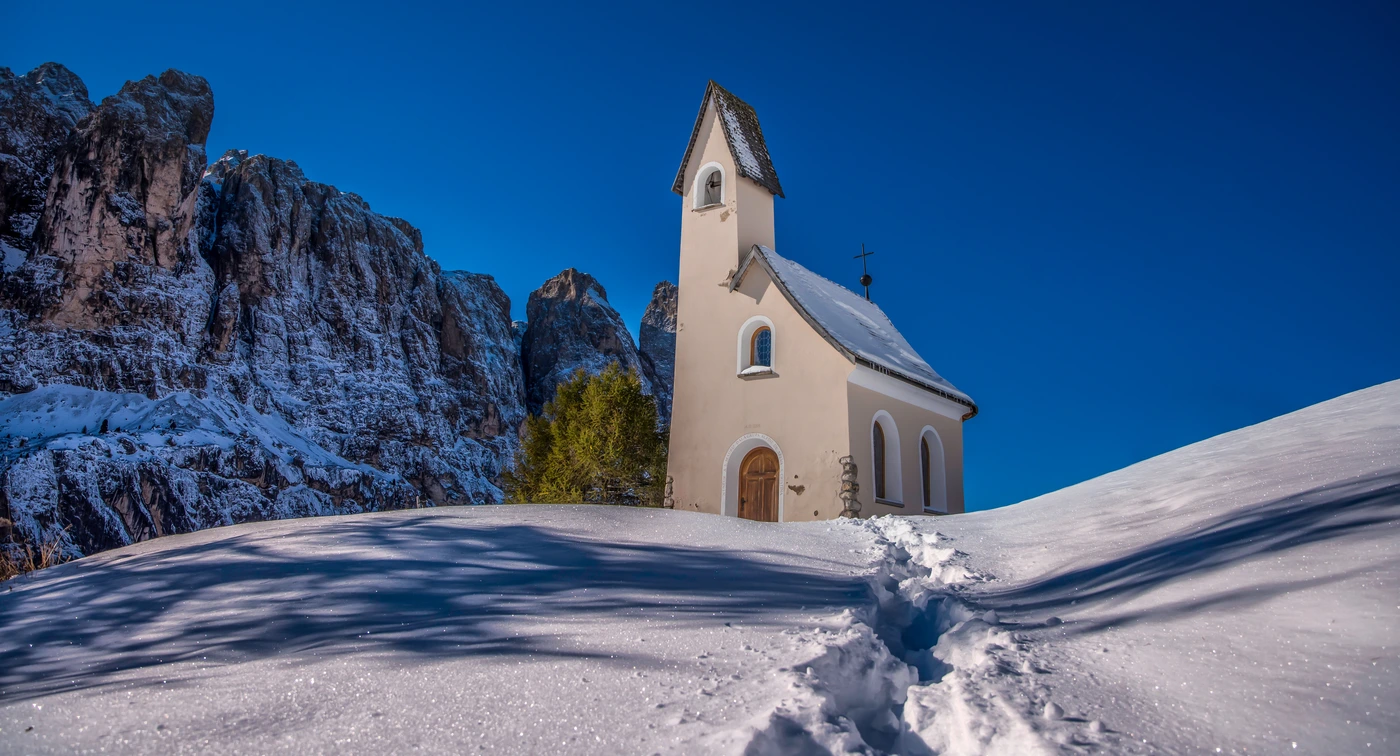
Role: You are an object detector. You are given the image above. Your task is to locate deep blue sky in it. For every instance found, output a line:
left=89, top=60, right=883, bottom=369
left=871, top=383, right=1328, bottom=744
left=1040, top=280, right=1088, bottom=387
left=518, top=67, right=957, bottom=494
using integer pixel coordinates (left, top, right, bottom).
left=9, top=1, right=1398, bottom=510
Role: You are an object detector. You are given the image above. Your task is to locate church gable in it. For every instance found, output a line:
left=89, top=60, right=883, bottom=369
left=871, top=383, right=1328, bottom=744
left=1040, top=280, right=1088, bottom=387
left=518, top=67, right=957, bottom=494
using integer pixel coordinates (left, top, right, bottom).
left=731, top=245, right=977, bottom=416
left=672, top=81, right=784, bottom=199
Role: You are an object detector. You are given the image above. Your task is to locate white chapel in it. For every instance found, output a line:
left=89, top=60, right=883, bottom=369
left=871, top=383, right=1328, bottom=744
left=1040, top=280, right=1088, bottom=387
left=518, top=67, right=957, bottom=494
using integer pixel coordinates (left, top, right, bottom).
left=664, top=81, right=979, bottom=521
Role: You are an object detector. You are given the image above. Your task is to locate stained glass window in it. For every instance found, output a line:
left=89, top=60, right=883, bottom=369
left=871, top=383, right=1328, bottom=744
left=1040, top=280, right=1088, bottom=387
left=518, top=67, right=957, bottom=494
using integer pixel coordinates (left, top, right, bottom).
left=753, top=328, right=772, bottom=367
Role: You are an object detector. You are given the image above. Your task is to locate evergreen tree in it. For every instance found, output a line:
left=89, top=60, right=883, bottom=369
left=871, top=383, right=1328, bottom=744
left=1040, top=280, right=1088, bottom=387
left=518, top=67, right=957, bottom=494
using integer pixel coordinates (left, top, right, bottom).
left=99, top=419, right=108, bottom=434
left=503, top=364, right=667, bottom=506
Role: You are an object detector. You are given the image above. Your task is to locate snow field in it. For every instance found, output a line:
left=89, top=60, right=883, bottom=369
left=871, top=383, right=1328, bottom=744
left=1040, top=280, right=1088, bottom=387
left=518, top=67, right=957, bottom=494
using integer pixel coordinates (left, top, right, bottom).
left=0, top=506, right=902, bottom=754
left=0, top=380, right=1395, bottom=754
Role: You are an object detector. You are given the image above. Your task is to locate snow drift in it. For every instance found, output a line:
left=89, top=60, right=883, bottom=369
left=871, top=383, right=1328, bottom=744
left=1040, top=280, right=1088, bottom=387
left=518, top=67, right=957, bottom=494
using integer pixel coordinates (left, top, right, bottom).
left=887, top=379, right=1400, bottom=754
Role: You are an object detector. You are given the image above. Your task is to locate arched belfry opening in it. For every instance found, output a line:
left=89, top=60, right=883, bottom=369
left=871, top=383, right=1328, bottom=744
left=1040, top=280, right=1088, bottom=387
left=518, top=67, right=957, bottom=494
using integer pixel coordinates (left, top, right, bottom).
left=694, top=163, right=725, bottom=209
left=703, top=170, right=722, bottom=205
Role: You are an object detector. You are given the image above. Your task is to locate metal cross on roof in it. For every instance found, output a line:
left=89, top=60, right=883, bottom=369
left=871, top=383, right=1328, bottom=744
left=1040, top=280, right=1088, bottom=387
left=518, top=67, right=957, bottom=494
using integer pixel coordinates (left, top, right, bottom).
left=853, top=244, right=874, bottom=301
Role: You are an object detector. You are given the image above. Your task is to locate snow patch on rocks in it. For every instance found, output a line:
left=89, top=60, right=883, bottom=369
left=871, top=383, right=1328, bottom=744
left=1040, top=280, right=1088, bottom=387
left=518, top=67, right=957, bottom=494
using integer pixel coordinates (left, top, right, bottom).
left=0, top=385, right=412, bottom=558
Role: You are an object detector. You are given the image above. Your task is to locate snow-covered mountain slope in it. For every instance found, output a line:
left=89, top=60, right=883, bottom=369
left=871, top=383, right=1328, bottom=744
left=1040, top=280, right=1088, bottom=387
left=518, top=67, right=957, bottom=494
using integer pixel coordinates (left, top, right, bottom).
left=0, top=63, right=520, bottom=554
left=1, top=381, right=1393, bottom=754
left=885, top=378, right=1400, bottom=754
left=0, top=385, right=414, bottom=556
left=1, top=62, right=675, bottom=561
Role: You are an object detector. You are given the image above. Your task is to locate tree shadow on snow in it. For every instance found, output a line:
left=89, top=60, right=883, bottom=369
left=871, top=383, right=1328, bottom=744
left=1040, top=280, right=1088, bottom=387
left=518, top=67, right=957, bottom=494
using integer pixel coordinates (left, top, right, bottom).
left=976, top=471, right=1400, bottom=634
left=0, top=516, right=868, bottom=700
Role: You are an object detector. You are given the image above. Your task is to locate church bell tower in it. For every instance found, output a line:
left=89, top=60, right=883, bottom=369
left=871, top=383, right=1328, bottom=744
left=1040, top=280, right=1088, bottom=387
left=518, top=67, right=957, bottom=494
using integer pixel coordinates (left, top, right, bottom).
left=672, top=81, right=783, bottom=299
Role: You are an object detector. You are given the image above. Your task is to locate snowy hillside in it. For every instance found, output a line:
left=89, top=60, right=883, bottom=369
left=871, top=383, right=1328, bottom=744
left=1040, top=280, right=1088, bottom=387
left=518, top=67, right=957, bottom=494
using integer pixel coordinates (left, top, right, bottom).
left=0, top=381, right=1395, bottom=754
left=904, top=378, right=1400, bottom=754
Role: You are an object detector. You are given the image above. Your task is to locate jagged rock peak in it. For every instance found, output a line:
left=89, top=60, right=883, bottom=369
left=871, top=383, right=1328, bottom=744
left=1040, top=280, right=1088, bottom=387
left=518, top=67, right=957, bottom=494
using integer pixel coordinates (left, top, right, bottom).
left=29, top=67, right=214, bottom=328
left=642, top=281, right=677, bottom=332
left=0, top=63, right=92, bottom=139
left=204, top=148, right=247, bottom=185
left=521, top=269, right=650, bottom=415
left=639, top=281, right=678, bottom=428
left=534, top=267, right=610, bottom=303
left=100, top=69, right=214, bottom=148
left=0, top=63, right=94, bottom=263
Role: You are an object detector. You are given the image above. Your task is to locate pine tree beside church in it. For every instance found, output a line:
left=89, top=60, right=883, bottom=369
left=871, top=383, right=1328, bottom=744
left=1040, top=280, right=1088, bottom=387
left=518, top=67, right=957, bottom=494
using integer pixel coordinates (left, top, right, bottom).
left=503, top=364, right=668, bottom=506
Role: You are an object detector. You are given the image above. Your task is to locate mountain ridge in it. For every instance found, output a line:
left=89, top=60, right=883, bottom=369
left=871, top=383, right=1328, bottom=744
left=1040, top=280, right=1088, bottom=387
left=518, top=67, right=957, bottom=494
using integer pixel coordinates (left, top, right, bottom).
left=0, top=62, right=676, bottom=559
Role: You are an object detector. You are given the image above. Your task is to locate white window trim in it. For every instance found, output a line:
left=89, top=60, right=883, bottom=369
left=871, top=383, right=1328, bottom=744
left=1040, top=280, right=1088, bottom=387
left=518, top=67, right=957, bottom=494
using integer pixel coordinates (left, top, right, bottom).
left=736, top=315, right=775, bottom=374
left=871, top=410, right=903, bottom=505
left=919, top=425, right=948, bottom=513
left=720, top=433, right=785, bottom=521
left=693, top=162, right=726, bottom=209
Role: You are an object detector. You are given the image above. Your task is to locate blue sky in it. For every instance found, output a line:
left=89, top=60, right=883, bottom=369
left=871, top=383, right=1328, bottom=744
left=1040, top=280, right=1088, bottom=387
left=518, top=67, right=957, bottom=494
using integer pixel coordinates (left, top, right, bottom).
left=9, top=1, right=1398, bottom=510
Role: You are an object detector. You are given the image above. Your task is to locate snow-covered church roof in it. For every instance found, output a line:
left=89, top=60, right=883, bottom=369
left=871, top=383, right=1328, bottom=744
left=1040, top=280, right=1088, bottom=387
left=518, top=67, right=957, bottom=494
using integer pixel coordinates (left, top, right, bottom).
left=672, top=81, right=785, bottom=198
left=732, top=245, right=977, bottom=416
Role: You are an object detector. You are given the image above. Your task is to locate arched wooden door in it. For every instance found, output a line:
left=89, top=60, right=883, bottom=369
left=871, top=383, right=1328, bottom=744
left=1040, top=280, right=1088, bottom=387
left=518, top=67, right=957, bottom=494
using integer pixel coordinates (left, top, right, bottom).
left=738, top=447, right=780, bottom=522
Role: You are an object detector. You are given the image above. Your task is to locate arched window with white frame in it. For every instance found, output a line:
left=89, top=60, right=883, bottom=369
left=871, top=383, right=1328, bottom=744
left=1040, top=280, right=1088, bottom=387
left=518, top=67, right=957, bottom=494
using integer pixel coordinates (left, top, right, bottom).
left=736, top=316, right=776, bottom=375
left=919, top=426, right=947, bottom=513
left=871, top=411, right=902, bottom=504
left=694, top=162, right=725, bottom=209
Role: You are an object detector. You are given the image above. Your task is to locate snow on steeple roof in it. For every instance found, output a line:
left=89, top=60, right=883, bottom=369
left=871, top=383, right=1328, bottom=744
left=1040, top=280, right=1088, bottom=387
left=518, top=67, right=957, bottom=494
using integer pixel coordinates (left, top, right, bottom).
left=672, top=81, right=784, bottom=198
left=732, top=245, right=977, bottom=416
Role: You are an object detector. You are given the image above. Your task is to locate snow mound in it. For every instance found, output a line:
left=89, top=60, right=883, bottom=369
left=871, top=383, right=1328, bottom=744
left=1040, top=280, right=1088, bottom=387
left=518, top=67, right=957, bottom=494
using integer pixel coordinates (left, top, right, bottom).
left=903, top=379, right=1400, bottom=754
left=0, top=506, right=884, bottom=754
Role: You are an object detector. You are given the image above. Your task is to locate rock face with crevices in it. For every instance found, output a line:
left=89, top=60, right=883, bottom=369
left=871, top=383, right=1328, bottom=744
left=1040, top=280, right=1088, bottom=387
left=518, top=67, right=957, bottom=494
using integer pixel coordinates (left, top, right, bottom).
left=0, top=62, right=666, bottom=562
left=520, top=269, right=651, bottom=415
left=0, top=63, right=93, bottom=272
left=638, top=280, right=677, bottom=427
left=0, top=64, right=527, bottom=559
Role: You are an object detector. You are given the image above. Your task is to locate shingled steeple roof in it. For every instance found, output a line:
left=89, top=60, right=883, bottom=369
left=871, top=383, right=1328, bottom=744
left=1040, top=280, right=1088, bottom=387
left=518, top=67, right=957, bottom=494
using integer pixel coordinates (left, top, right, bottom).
left=672, top=81, right=784, bottom=199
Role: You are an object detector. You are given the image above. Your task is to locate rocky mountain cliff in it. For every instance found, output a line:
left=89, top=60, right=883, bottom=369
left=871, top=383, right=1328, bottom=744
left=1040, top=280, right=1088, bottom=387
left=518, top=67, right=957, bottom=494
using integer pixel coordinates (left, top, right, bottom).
left=0, top=63, right=93, bottom=270
left=0, top=63, right=674, bottom=560
left=639, top=281, right=677, bottom=426
left=521, top=269, right=652, bottom=415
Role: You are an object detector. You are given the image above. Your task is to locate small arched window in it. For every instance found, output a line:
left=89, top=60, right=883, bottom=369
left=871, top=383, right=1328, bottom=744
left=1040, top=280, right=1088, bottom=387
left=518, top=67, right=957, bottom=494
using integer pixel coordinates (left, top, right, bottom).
left=751, top=327, right=772, bottom=367
left=873, top=422, right=887, bottom=500
left=737, top=316, right=775, bottom=374
left=871, top=412, right=902, bottom=504
left=919, top=427, right=947, bottom=512
left=921, top=437, right=931, bottom=509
